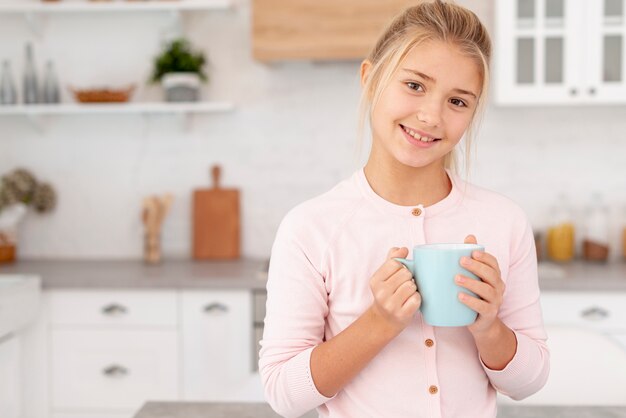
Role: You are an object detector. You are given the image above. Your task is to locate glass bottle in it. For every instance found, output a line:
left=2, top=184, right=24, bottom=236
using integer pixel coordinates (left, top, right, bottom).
left=546, top=193, right=576, bottom=262
left=621, top=205, right=626, bottom=261
left=42, top=60, right=60, bottom=104
left=23, top=42, right=39, bottom=104
left=0, top=60, right=17, bottom=105
left=582, top=192, right=610, bottom=262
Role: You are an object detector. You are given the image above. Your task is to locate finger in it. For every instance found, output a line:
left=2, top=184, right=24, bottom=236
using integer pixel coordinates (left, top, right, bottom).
left=471, top=250, right=501, bottom=277
left=385, top=266, right=414, bottom=289
left=464, top=234, right=477, bottom=244
left=458, top=292, right=494, bottom=317
left=455, top=275, right=496, bottom=302
left=371, top=247, right=408, bottom=284
left=387, top=246, right=408, bottom=260
left=400, top=292, right=422, bottom=315
left=460, top=256, right=499, bottom=287
left=390, top=280, right=419, bottom=309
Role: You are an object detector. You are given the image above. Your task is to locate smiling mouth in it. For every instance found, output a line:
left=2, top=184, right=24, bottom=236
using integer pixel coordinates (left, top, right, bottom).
left=400, top=124, right=441, bottom=142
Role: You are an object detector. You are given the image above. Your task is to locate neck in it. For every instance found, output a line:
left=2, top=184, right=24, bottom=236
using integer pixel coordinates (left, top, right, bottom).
left=363, top=152, right=451, bottom=207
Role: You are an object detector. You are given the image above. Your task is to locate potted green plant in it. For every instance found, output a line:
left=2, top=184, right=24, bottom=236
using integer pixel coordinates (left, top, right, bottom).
left=0, top=168, right=56, bottom=263
left=150, top=38, right=209, bottom=102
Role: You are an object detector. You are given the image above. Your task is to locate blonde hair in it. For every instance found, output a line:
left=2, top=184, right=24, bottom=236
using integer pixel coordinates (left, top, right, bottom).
left=356, top=0, right=492, bottom=180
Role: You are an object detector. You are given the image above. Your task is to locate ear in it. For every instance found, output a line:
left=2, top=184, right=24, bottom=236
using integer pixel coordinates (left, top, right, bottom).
left=360, top=59, right=372, bottom=89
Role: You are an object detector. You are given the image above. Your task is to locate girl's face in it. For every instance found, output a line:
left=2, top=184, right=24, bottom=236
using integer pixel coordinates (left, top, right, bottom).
left=365, top=40, right=482, bottom=169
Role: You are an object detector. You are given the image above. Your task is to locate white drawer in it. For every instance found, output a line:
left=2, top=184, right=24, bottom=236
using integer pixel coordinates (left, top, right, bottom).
left=49, top=290, right=177, bottom=327
left=51, top=328, right=179, bottom=410
left=540, top=291, right=626, bottom=332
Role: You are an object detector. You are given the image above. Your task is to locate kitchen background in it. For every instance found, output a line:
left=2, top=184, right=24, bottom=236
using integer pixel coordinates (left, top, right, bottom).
left=1, top=0, right=626, bottom=418
left=1, top=0, right=625, bottom=261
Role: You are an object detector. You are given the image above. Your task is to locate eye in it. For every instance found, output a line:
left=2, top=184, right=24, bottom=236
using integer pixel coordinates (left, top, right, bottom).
left=405, top=81, right=424, bottom=92
left=450, top=98, right=467, bottom=108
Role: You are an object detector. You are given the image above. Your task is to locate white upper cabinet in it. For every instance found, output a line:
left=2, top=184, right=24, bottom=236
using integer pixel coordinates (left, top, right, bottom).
left=495, top=0, right=626, bottom=105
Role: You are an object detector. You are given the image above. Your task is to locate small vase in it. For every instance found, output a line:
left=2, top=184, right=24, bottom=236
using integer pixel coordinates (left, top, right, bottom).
left=162, top=72, right=201, bottom=102
left=0, top=203, right=28, bottom=264
left=42, top=60, right=61, bottom=104
left=0, top=60, right=18, bottom=105
left=23, top=42, right=39, bottom=104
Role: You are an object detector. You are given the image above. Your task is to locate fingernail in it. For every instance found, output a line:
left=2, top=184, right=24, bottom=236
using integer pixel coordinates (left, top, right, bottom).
left=459, top=293, right=467, bottom=301
left=455, top=275, right=464, bottom=283
left=461, top=257, right=470, bottom=265
left=473, top=251, right=481, bottom=258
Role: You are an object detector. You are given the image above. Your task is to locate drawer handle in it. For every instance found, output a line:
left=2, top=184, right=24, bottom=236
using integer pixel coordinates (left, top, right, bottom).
left=101, top=303, right=128, bottom=317
left=580, top=306, right=610, bottom=321
left=203, top=302, right=229, bottom=314
left=103, top=365, right=129, bottom=378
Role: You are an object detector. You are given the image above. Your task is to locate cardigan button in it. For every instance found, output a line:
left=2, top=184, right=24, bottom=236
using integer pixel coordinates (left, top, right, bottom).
left=425, top=339, right=434, bottom=347
left=429, top=385, right=439, bottom=394
left=411, top=207, right=422, bottom=216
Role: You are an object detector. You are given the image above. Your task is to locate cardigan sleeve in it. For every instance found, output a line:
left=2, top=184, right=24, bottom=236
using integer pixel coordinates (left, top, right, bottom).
left=480, top=213, right=550, bottom=400
left=258, top=209, right=336, bottom=418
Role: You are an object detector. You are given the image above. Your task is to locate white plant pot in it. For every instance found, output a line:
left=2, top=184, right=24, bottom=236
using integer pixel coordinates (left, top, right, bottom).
left=0, top=203, right=27, bottom=241
left=161, top=72, right=202, bottom=102
left=0, top=203, right=27, bottom=262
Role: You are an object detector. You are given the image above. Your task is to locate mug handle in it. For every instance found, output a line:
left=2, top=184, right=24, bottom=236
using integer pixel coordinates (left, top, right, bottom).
left=393, top=257, right=414, bottom=274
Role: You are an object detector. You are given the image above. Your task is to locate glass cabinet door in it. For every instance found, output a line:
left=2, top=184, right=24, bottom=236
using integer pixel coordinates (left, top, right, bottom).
left=495, top=0, right=584, bottom=104
left=585, top=0, right=626, bottom=102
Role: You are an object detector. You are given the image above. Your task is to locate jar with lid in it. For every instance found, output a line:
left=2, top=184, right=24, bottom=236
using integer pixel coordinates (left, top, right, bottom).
left=581, top=192, right=610, bottom=262
left=546, top=193, right=576, bottom=262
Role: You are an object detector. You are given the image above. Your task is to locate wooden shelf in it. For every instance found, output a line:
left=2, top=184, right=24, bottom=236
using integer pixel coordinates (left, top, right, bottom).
left=0, top=101, right=235, bottom=115
left=0, top=0, right=232, bottom=14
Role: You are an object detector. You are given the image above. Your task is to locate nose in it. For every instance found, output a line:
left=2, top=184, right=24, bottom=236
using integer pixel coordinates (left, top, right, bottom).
left=416, top=99, right=443, bottom=127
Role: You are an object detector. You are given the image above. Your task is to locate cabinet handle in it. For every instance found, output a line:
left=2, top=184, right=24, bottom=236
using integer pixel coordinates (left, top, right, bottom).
left=101, top=303, right=128, bottom=316
left=103, top=365, right=129, bottom=378
left=588, top=87, right=597, bottom=95
left=580, top=306, right=609, bottom=321
left=203, top=302, right=229, bottom=314
left=569, top=88, right=578, bottom=96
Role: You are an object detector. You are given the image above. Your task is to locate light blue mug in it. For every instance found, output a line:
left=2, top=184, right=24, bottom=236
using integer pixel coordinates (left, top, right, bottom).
left=394, top=243, right=484, bottom=327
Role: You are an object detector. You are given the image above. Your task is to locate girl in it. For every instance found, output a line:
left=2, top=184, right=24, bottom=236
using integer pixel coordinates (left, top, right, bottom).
left=259, top=1, right=550, bottom=417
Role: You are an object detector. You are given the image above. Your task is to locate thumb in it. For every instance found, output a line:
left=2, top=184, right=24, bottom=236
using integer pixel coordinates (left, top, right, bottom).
left=464, top=234, right=478, bottom=244
left=387, top=246, right=409, bottom=259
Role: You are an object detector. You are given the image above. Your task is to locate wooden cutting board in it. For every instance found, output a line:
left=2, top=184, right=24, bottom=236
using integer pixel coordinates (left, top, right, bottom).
left=192, top=165, right=240, bottom=260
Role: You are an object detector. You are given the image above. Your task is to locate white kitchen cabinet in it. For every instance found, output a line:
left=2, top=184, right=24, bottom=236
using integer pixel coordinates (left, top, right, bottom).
left=48, top=290, right=179, bottom=416
left=51, top=328, right=179, bottom=411
left=0, top=335, right=20, bottom=418
left=22, top=287, right=265, bottom=418
left=499, top=290, right=626, bottom=406
left=495, top=0, right=626, bottom=105
left=181, top=290, right=263, bottom=401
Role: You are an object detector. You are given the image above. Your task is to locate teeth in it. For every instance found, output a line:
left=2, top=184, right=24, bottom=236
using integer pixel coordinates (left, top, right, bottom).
left=402, top=125, right=435, bottom=142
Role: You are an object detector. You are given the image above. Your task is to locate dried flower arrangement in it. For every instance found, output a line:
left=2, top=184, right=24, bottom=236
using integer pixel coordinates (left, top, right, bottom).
left=0, top=168, right=56, bottom=263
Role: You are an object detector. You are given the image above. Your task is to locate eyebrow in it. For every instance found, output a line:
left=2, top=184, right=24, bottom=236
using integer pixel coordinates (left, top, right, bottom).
left=402, top=68, right=478, bottom=99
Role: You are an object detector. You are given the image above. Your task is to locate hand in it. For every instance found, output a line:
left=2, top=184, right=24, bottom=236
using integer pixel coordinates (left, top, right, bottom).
left=456, top=235, right=505, bottom=336
left=368, top=247, right=422, bottom=335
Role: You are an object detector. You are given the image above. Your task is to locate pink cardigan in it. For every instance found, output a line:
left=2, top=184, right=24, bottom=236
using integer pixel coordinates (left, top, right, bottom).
left=259, top=168, right=550, bottom=418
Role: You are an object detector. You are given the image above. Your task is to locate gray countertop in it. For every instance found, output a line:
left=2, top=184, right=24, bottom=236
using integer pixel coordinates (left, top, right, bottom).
left=1, top=258, right=625, bottom=291
left=132, top=402, right=626, bottom=418
left=0, top=258, right=269, bottom=290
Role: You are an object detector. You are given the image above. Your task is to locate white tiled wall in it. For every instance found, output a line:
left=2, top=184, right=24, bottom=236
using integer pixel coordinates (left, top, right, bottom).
left=1, top=1, right=625, bottom=260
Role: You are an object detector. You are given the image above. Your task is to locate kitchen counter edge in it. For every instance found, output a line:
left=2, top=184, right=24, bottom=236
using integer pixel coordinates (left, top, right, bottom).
left=1, top=259, right=626, bottom=291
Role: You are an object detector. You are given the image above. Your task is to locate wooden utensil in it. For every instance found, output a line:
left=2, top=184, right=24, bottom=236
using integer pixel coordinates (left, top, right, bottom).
left=142, top=193, right=174, bottom=264
left=192, top=165, right=240, bottom=260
